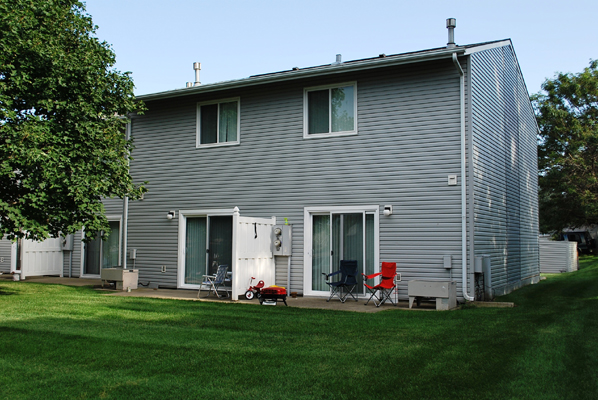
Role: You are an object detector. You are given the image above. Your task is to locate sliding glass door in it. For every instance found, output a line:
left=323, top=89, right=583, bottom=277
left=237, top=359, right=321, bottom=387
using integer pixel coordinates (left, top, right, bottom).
left=84, top=220, right=120, bottom=275
left=311, top=211, right=376, bottom=294
left=184, top=215, right=232, bottom=285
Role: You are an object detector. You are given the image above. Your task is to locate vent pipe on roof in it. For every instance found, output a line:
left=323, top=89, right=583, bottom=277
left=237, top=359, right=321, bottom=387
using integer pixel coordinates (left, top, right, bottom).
left=446, top=18, right=457, bottom=48
left=193, top=62, right=201, bottom=86
left=333, top=54, right=342, bottom=65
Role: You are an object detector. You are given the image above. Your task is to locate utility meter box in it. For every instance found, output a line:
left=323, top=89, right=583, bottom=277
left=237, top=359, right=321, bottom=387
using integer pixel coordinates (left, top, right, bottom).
left=272, top=224, right=292, bottom=256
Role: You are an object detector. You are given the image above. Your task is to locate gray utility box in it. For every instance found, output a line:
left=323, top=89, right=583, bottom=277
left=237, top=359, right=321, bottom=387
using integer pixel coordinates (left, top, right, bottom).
left=101, top=268, right=139, bottom=291
left=408, top=280, right=457, bottom=311
left=272, top=224, right=292, bottom=256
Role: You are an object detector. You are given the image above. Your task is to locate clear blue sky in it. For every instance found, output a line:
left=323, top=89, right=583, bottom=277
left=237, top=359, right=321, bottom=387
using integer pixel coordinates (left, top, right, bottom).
left=84, top=0, right=597, bottom=96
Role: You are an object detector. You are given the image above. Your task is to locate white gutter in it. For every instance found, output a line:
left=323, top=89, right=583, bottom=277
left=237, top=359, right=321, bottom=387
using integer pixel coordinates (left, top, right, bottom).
left=452, top=52, right=474, bottom=302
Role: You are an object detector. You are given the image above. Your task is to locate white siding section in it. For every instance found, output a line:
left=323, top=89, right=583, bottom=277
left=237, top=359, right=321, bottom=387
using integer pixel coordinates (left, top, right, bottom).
left=234, top=216, right=275, bottom=298
left=21, top=238, right=63, bottom=279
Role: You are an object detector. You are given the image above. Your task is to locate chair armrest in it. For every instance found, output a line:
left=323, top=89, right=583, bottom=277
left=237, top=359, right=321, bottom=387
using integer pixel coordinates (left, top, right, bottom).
left=322, top=270, right=342, bottom=279
left=362, top=272, right=382, bottom=280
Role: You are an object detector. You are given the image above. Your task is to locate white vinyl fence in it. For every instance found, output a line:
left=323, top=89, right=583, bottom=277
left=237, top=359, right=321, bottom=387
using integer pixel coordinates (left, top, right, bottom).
left=539, top=236, right=578, bottom=273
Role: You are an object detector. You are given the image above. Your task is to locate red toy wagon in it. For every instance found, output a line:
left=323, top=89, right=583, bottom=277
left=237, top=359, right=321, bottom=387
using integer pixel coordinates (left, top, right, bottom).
left=259, top=286, right=288, bottom=306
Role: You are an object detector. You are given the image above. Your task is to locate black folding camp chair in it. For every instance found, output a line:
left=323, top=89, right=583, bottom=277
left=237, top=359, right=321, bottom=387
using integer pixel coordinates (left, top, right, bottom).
left=322, top=260, right=359, bottom=303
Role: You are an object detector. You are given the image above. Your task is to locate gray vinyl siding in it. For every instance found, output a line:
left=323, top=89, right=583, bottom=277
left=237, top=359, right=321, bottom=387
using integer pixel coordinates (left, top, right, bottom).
left=129, top=59, right=465, bottom=294
left=275, top=256, right=289, bottom=288
left=470, top=45, right=539, bottom=295
left=0, top=236, right=11, bottom=273
left=62, top=230, right=82, bottom=277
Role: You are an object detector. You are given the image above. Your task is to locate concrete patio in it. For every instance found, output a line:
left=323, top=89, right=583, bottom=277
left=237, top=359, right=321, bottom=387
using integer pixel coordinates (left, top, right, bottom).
left=1, top=274, right=445, bottom=312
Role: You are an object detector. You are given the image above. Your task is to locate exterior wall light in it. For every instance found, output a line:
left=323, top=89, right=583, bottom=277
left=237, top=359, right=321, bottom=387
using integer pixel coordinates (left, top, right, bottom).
left=167, top=211, right=176, bottom=220
left=383, top=205, right=393, bottom=216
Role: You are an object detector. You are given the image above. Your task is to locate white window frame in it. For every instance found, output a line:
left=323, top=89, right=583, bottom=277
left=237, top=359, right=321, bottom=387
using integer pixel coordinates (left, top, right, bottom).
left=303, top=205, right=379, bottom=297
left=196, top=97, right=241, bottom=148
left=303, top=82, right=358, bottom=139
left=80, top=216, right=123, bottom=278
left=177, top=208, right=238, bottom=289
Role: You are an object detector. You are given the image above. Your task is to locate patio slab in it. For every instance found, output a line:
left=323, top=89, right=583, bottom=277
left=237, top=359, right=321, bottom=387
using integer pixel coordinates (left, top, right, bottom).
left=8, top=275, right=440, bottom=313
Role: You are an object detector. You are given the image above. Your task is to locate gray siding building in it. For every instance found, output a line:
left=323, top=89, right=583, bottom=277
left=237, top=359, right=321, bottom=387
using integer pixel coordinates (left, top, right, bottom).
left=2, top=38, right=539, bottom=301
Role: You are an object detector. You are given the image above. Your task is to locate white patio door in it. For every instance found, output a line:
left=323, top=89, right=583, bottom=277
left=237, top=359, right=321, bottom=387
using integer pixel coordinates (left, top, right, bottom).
left=83, top=220, right=121, bottom=276
left=183, top=215, right=233, bottom=285
left=307, top=207, right=378, bottom=296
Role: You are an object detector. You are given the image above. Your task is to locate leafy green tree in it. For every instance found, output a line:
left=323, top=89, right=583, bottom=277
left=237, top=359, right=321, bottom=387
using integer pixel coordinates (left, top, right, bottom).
left=0, top=0, right=145, bottom=241
left=534, top=60, right=598, bottom=233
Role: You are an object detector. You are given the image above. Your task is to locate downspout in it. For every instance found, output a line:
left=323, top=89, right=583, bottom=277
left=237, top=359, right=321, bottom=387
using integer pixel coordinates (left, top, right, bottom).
left=452, top=52, right=474, bottom=302
left=466, top=56, right=476, bottom=300
left=122, top=122, right=131, bottom=269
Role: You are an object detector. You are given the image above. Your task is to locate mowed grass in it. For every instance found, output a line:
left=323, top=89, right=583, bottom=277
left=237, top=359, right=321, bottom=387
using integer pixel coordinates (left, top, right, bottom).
left=1, top=259, right=597, bottom=400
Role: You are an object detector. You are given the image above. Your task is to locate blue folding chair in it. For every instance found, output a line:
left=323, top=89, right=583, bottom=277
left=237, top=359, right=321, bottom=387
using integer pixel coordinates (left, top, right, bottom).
left=322, top=260, right=359, bottom=303
left=198, top=264, right=230, bottom=298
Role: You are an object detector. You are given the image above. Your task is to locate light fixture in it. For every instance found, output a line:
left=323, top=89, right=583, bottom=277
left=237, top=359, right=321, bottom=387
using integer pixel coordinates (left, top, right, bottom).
left=167, top=211, right=176, bottom=220
left=383, top=205, right=393, bottom=216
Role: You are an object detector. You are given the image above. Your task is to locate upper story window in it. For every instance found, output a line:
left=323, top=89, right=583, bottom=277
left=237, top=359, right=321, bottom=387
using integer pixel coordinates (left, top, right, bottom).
left=196, top=98, right=240, bottom=147
left=304, top=82, right=357, bottom=138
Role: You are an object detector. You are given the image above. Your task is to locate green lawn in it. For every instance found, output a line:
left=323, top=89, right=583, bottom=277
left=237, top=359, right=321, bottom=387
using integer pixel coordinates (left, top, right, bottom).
left=1, top=259, right=597, bottom=400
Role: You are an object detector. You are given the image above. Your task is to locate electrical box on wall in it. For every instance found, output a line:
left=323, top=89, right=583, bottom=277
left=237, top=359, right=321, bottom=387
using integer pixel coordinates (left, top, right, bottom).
left=61, top=234, right=74, bottom=251
left=272, top=224, right=292, bottom=256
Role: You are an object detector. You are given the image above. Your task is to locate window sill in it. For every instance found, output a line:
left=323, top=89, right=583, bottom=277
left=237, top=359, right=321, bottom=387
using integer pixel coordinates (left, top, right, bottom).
left=196, top=141, right=240, bottom=149
left=303, top=131, right=358, bottom=139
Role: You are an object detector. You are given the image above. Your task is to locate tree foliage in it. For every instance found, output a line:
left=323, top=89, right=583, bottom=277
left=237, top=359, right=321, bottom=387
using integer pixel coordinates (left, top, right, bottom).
left=534, top=60, right=598, bottom=233
left=0, top=0, right=145, bottom=241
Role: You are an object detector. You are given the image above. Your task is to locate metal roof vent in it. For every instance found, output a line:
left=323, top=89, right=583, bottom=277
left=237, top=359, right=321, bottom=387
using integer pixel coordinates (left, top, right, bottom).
left=333, top=54, right=342, bottom=65
left=193, top=62, right=201, bottom=86
left=446, top=18, right=457, bottom=48
left=185, top=62, right=201, bottom=88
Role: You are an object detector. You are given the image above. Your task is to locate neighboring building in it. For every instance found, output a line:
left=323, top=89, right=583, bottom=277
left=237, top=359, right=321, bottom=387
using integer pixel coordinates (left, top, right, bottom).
left=557, top=228, right=596, bottom=254
left=1, top=25, right=540, bottom=301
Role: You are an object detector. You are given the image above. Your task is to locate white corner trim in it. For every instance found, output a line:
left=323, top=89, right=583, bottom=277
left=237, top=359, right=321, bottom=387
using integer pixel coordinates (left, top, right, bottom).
left=464, top=40, right=512, bottom=55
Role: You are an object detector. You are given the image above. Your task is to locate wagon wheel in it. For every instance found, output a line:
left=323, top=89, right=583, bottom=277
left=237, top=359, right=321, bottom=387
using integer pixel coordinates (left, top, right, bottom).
left=245, top=290, right=255, bottom=300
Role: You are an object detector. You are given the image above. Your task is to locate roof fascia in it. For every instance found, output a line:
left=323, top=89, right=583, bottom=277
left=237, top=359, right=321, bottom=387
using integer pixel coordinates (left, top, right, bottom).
left=464, top=40, right=512, bottom=55
left=139, top=48, right=466, bottom=101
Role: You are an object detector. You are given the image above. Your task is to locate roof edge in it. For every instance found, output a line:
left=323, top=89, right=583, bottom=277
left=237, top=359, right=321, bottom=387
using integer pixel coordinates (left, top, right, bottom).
left=138, top=47, right=467, bottom=102
left=463, top=39, right=512, bottom=55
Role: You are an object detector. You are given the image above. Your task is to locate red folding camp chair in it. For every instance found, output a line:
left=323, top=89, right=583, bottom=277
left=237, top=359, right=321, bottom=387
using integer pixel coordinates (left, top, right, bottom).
left=363, top=262, right=397, bottom=307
